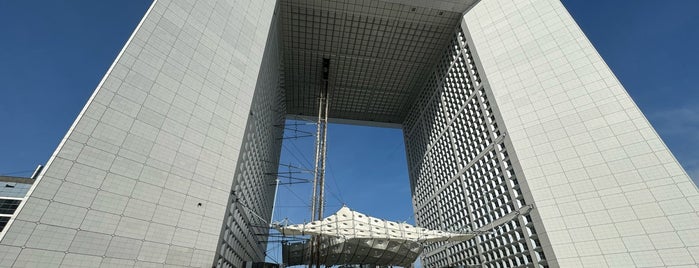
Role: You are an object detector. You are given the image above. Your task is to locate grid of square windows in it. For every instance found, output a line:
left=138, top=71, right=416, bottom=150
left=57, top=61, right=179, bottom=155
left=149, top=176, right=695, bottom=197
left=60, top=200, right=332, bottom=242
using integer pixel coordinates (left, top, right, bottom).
left=280, top=0, right=470, bottom=123
left=214, top=9, right=286, bottom=268
left=404, top=28, right=547, bottom=268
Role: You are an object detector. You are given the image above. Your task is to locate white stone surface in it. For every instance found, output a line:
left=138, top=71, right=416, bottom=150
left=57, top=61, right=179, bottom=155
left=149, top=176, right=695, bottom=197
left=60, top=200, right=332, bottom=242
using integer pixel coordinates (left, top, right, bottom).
left=0, top=0, right=695, bottom=267
left=464, top=0, right=699, bottom=266
left=0, top=0, right=279, bottom=267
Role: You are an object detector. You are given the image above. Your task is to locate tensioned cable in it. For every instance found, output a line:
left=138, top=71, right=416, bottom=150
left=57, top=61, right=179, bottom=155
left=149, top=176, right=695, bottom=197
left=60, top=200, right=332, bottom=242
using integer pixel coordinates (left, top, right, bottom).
left=282, top=143, right=312, bottom=171
left=265, top=241, right=282, bottom=264
left=282, top=184, right=310, bottom=207
left=292, top=120, right=346, bottom=206
left=280, top=120, right=345, bottom=212
left=289, top=136, right=315, bottom=168
left=324, top=189, right=344, bottom=207
left=281, top=122, right=346, bottom=209
left=325, top=161, right=346, bottom=205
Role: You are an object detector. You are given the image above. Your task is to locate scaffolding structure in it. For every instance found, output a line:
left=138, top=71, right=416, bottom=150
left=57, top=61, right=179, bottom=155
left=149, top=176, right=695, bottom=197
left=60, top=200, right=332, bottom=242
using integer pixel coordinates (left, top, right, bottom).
left=309, top=58, right=331, bottom=268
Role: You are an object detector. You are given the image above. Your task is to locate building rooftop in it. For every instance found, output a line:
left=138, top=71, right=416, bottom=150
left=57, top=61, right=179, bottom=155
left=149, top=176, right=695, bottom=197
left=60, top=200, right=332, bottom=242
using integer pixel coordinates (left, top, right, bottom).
left=0, top=176, right=34, bottom=184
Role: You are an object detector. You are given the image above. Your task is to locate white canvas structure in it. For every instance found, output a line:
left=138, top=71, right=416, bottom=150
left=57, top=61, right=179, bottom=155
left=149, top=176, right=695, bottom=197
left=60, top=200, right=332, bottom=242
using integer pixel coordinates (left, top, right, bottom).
left=275, top=206, right=476, bottom=266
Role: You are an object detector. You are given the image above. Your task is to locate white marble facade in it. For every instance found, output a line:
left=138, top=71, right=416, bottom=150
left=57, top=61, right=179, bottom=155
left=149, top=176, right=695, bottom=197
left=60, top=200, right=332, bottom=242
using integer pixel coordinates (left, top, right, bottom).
left=463, top=0, right=699, bottom=266
left=0, top=0, right=279, bottom=267
left=1, top=0, right=697, bottom=267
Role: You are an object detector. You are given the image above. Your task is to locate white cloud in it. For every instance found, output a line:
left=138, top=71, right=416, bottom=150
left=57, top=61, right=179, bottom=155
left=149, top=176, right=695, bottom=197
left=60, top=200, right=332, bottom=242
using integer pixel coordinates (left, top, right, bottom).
left=687, top=167, right=699, bottom=185
left=649, top=106, right=699, bottom=136
left=648, top=106, right=699, bottom=185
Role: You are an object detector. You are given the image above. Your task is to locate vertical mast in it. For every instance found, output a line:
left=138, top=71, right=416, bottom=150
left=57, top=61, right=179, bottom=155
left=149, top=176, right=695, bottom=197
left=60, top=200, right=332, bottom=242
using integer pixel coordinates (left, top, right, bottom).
left=317, top=58, right=330, bottom=223
left=309, top=88, right=323, bottom=222
left=309, top=58, right=330, bottom=268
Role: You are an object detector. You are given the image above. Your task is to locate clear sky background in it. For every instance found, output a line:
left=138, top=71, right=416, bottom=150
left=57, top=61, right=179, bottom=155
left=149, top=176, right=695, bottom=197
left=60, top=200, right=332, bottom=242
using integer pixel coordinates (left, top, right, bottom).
left=1, top=0, right=698, bottom=264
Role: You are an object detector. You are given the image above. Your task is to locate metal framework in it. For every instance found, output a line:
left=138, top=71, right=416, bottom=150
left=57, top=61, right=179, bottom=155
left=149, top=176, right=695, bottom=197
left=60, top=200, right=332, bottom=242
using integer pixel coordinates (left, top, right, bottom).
left=309, top=58, right=331, bottom=268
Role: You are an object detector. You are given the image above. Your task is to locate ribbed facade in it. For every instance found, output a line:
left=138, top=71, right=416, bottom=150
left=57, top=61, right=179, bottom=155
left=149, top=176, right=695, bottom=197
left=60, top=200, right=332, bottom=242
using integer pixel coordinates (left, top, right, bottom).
left=404, top=27, right=546, bottom=267
left=1, top=0, right=697, bottom=267
left=0, top=0, right=278, bottom=267
left=215, top=7, right=285, bottom=267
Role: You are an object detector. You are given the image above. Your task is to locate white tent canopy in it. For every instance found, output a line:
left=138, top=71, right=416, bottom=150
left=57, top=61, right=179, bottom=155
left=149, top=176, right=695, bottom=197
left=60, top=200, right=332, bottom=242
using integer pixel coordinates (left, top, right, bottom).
left=274, top=206, right=476, bottom=267
left=277, top=206, right=475, bottom=242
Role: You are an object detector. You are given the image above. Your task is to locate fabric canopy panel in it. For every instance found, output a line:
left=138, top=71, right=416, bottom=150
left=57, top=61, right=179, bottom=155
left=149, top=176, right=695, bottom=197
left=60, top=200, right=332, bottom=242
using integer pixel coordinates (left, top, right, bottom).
left=275, top=206, right=476, bottom=267
left=282, top=238, right=422, bottom=267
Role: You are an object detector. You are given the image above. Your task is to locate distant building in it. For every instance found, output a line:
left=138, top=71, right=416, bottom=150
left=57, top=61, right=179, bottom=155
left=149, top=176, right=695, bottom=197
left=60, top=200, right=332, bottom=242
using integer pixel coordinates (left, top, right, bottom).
left=1, top=0, right=697, bottom=267
left=0, top=176, right=35, bottom=232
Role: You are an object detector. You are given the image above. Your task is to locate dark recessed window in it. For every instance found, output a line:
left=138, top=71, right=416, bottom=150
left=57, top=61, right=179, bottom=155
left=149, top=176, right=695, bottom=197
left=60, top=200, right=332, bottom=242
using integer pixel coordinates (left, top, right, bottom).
left=0, top=199, right=22, bottom=215
left=0, top=216, right=11, bottom=232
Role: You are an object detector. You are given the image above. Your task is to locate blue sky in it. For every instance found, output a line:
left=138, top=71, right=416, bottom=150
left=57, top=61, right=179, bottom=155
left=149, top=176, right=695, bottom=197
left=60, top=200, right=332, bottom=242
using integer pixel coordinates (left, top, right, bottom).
left=1, top=0, right=698, bottom=263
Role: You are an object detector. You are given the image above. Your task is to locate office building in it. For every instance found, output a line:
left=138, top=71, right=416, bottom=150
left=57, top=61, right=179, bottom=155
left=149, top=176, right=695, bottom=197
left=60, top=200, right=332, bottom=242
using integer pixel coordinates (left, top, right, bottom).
left=1, top=0, right=697, bottom=267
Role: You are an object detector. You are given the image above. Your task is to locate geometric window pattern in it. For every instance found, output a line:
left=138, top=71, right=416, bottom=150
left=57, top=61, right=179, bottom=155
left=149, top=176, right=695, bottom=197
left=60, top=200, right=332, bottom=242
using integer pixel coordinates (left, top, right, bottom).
left=0, top=198, right=23, bottom=232
left=0, top=216, right=10, bottom=233
left=279, top=0, right=475, bottom=124
left=403, top=28, right=548, bottom=268
left=0, top=180, right=32, bottom=233
left=214, top=12, right=286, bottom=268
left=0, top=199, right=22, bottom=215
